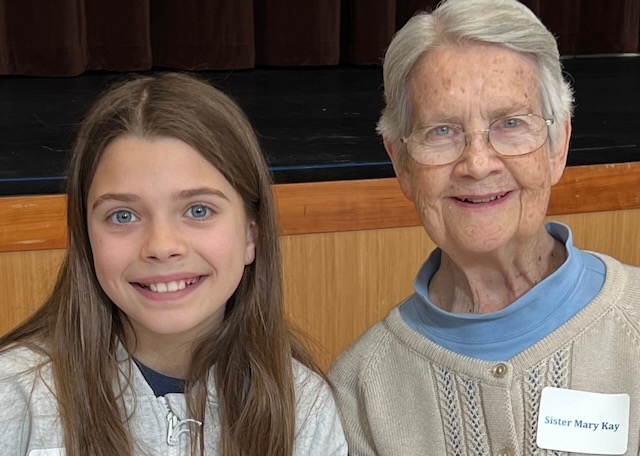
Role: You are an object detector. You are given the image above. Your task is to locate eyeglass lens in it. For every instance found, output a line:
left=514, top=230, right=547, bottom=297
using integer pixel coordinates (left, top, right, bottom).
left=406, top=114, right=551, bottom=165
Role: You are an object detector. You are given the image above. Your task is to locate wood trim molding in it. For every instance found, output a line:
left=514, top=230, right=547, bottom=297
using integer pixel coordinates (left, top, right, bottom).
left=1, top=195, right=67, bottom=252
left=275, top=161, right=640, bottom=234
left=2, top=161, right=639, bottom=252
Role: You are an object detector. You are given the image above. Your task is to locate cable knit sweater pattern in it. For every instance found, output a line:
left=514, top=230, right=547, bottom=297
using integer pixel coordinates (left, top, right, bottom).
left=330, top=253, right=640, bottom=455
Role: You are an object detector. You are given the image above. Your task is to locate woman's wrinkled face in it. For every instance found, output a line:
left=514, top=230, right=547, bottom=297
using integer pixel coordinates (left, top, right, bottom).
left=390, top=43, right=569, bottom=259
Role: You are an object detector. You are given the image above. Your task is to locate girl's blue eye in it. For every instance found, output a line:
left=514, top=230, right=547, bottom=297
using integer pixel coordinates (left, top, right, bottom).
left=110, top=210, right=138, bottom=224
left=188, top=204, right=211, bottom=219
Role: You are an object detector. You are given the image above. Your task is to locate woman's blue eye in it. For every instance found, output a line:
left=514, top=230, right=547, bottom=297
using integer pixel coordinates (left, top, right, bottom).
left=503, top=118, right=520, bottom=128
left=188, top=204, right=211, bottom=219
left=421, top=125, right=460, bottom=146
left=110, top=210, right=137, bottom=224
left=434, top=125, right=451, bottom=136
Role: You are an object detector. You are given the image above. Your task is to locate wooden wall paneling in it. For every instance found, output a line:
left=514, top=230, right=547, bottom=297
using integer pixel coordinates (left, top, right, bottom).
left=274, top=161, right=640, bottom=235
left=0, top=249, right=65, bottom=335
left=274, top=178, right=418, bottom=235
left=553, top=209, right=640, bottom=266
left=2, top=162, right=640, bottom=252
left=0, top=195, right=67, bottom=252
left=280, top=226, right=436, bottom=370
left=0, top=208, right=639, bottom=370
left=547, top=161, right=640, bottom=215
left=1, top=162, right=639, bottom=371
left=281, top=208, right=640, bottom=370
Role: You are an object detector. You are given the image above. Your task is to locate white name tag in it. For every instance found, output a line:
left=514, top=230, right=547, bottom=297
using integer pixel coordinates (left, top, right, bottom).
left=536, top=387, right=630, bottom=455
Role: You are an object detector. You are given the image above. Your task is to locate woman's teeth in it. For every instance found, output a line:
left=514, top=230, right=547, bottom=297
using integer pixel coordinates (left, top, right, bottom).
left=460, top=194, right=505, bottom=203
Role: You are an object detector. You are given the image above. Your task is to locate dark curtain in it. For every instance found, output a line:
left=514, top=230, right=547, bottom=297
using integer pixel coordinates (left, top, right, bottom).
left=523, top=0, right=640, bottom=54
left=0, top=0, right=151, bottom=75
left=255, top=0, right=341, bottom=65
left=86, top=1, right=151, bottom=71
left=1, top=0, right=88, bottom=75
left=151, top=0, right=255, bottom=70
left=0, top=0, right=638, bottom=76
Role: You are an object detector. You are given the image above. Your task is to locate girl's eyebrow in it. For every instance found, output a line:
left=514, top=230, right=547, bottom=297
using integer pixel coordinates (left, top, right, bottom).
left=91, top=193, right=138, bottom=210
left=91, top=187, right=231, bottom=210
left=176, top=187, right=230, bottom=201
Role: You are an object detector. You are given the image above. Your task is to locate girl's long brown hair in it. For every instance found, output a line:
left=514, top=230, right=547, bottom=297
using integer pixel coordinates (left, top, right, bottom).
left=0, top=73, right=322, bottom=455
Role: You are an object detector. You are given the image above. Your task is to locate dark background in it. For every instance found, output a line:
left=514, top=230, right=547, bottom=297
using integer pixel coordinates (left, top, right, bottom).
left=1, top=0, right=639, bottom=76
left=1, top=0, right=639, bottom=196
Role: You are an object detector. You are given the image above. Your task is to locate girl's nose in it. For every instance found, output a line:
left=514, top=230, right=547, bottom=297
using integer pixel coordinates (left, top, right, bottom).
left=140, top=221, right=187, bottom=262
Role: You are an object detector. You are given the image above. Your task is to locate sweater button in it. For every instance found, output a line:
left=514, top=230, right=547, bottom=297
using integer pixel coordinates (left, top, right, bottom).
left=497, top=448, right=514, bottom=456
left=491, top=363, right=508, bottom=378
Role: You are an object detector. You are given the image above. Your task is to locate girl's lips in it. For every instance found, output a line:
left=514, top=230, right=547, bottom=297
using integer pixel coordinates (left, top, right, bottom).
left=130, top=274, right=208, bottom=300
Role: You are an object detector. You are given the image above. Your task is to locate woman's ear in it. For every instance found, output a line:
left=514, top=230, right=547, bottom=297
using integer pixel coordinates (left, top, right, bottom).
left=384, top=137, right=414, bottom=201
left=550, top=117, right=571, bottom=186
left=244, top=221, right=257, bottom=265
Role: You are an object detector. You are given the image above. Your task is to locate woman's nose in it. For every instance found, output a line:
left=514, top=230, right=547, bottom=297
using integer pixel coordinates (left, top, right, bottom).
left=455, top=131, right=504, bottom=179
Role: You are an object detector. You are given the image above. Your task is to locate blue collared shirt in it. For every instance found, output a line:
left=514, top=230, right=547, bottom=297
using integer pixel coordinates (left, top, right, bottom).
left=399, top=222, right=606, bottom=361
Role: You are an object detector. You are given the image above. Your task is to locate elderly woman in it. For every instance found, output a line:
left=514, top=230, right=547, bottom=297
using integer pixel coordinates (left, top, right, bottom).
left=330, top=0, right=640, bottom=455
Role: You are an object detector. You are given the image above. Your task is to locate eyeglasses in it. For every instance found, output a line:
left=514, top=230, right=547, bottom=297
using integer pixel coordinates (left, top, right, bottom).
left=401, top=114, right=554, bottom=166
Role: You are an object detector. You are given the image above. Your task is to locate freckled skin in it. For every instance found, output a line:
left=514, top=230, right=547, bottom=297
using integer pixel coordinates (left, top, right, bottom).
left=386, top=43, right=572, bottom=313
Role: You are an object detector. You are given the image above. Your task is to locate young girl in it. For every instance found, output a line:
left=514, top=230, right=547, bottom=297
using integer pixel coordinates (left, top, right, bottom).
left=0, top=73, right=347, bottom=455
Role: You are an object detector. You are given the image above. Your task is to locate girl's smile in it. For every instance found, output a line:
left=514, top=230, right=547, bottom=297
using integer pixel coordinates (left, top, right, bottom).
left=131, top=274, right=207, bottom=301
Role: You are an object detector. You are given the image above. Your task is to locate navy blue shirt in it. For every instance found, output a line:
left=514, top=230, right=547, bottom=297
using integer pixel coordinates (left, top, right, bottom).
left=133, top=358, right=185, bottom=396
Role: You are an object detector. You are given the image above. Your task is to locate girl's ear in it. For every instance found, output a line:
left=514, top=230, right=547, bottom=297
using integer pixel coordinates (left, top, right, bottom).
left=244, top=221, right=257, bottom=265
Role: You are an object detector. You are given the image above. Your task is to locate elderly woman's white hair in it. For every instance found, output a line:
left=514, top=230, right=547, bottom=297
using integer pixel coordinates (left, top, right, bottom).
left=377, top=0, right=575, bottom=167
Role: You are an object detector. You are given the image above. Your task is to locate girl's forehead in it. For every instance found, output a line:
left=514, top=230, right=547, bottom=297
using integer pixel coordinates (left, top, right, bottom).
left=87, top=136, right=239, bottom=203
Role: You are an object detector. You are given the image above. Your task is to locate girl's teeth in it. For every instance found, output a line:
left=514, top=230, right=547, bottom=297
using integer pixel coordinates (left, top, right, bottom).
left=150, top=283, right=166, bottom=293
left=148, top=280, right=189, bottom=293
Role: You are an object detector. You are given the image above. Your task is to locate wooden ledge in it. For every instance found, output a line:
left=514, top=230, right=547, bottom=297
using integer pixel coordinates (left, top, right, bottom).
left=275, top=161, right=640, bottom=234
left=2, top=161, right=640, bottom=252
